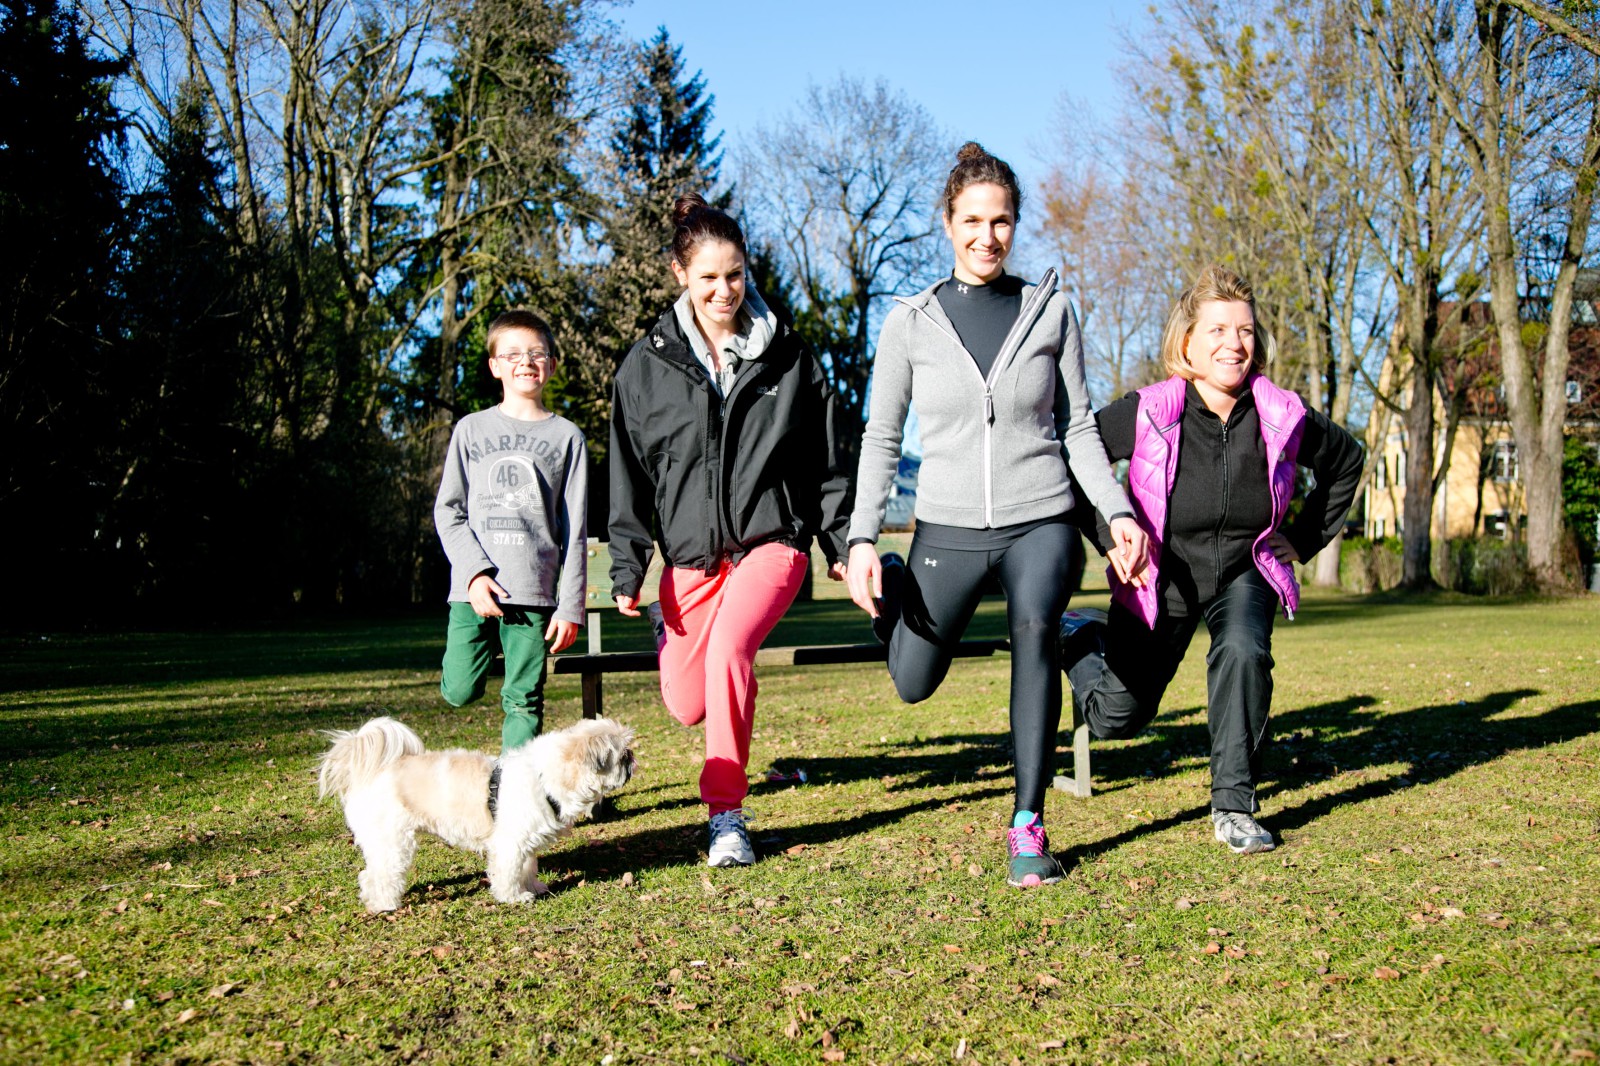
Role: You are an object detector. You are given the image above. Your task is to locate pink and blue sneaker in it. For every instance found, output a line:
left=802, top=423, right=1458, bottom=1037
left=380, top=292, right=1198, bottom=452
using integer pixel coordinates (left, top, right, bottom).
left=1006, top=812, right=1065, bottom=888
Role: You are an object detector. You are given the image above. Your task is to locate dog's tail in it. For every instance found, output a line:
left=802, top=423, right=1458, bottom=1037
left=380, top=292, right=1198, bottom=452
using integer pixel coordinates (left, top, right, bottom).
left=316, top=717, right=424, bottom=799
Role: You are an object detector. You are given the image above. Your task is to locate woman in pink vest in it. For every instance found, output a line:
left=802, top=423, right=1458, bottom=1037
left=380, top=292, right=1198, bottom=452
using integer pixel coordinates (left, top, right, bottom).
left=1061, top=265, right=1363, bottom=853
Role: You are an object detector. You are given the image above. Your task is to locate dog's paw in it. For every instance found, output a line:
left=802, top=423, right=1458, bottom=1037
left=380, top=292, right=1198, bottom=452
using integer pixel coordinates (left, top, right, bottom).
left=525, top=876, right=551, bottom=898
left=490, top=887, right=538, bottom=904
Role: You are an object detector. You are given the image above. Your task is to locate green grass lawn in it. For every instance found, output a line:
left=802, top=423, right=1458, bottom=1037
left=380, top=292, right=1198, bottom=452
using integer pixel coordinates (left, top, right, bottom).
left=2, top=589, right=1597, bottom=1064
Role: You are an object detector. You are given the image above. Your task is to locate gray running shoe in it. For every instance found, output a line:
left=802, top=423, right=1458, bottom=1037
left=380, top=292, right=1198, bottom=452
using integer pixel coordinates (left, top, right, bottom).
left=1212, top=810, right=1275, bottom=854
left=871, top=553, right=906, bottom=645
left=647, top=601, right=667, bottom=653
left=1058, top=607, right=1108, bottom=667
left=707, top=809, right=755, bottom=867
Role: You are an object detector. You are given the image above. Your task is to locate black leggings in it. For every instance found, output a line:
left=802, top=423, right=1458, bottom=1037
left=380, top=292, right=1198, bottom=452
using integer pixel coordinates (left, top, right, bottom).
left=1068, top=567, right=1278, bottom=813
left=886, top=522, right=1080, bottom=816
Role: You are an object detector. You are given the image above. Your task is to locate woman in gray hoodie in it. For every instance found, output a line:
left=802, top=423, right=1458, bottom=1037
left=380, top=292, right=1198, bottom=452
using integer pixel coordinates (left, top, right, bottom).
left=846, top=142, right=1147, bottom=888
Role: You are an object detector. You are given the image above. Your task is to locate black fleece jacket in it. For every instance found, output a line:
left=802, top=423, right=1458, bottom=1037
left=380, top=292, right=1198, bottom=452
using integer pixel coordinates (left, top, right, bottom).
left=1094, top=381, right=1364, bottom=612
left=608, top=306, right=854, bottom=601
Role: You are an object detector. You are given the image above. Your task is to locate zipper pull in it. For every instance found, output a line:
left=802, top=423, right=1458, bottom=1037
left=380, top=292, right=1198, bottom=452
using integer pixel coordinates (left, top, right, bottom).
left=984, top=392, right=994, bottom=424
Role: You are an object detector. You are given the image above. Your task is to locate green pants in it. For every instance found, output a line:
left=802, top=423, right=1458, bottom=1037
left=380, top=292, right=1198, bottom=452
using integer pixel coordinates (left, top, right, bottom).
left=440, top=601, right=552, bottom=752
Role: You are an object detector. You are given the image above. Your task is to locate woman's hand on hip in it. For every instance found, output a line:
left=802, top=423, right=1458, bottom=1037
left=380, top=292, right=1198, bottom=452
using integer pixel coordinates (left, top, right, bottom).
left=1107, top=516, right=1150, bottom=589
left=846, top=542, right=883, bottom=616
left=614, top=593, right=642, bottom=617
left=1266, top=531, right=1301, bottom=564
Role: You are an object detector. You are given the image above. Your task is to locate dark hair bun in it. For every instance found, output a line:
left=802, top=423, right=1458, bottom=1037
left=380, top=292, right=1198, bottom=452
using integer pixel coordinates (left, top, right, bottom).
left=672, top=192, right=710, bottom=226
left=940, top=140, right=1023, bottom=220
left=669, top=191, right=746, bottom=266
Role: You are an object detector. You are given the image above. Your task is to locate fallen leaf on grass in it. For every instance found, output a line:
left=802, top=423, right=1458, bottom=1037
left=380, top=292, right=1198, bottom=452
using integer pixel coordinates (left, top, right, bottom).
left=154, top=991, right=175, bottom=1003
left=821, top=1029, right=836, bottom=1048
left=822, top=1052, right=845, bottom=1062
left=174, top=1008, right=198, bottom=1025
left=672, top=1001, right=697, bottom=1012
left=1038, top=1040, right=1065, bottom=1050
left=784, top=1018, right=801, bottom=1040
left=1568, top=1049, right=1596, bottom=1061
left=113, top=900, right=128, bottom=914
left=1202, top=942, right=1221, bottom=955
left=202, top=899, right=223, bottom=907
left=1035, top=973, right=1061, bottom=987
left=781, top=983, right=816, bottom=996
left=1175, top=898, right=1194, bottom=910
left=1224, top=946, right=1247, bottom=960
left=207, top=983, right=239, bottom=999
left=431, top=945, right=454, bottom=959
left=942, top=945, right=961, bottom=954
left=785, top=844, right=807, bottom=856
left=1374, top=967, right=1400, bottom=980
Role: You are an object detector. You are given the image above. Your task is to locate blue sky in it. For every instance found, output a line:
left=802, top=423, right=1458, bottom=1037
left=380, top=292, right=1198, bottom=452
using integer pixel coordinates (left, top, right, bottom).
left=609, top=1, right=1147, bottom=199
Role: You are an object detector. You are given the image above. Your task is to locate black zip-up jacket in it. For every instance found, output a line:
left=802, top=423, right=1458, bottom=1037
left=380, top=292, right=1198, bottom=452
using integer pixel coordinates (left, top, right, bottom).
left=608, top=305, right=854, bottom=601
left=1093, top=381, right=1364, bottom=612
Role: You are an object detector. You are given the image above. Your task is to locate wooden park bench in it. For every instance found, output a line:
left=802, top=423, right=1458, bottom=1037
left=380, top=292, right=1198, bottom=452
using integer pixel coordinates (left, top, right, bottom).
left=549, top=548, right=1095, bottom=797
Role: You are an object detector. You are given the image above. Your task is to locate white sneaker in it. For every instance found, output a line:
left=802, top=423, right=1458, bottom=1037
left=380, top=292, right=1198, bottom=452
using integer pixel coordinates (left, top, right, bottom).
left=1212, top=810, right=1275, bottom=854
left=707, top=809, right=754, bottom=867
left=647, top=601, right=667, bottom=653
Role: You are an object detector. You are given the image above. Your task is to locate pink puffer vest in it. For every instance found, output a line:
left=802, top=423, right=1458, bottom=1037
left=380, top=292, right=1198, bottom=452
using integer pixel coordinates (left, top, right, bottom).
left=1110, top=374, right=1307, bottom=628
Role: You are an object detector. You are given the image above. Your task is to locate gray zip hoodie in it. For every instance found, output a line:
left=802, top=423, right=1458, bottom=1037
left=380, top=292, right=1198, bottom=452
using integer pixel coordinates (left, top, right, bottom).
left=848, top=269, right=1130, bottom=540
left=435, top=408, right=588, bottom=625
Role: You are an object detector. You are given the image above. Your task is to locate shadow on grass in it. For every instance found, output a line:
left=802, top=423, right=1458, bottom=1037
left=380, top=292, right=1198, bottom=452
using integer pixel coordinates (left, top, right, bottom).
left=1052, top=689, right=1595, bottom=868
left=0, top=619, right=442, bottom=695
left=539, top=786, right=1013, bottom=886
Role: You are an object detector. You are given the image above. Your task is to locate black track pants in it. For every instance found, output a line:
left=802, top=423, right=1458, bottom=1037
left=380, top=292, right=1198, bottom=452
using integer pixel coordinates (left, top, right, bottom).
left=885, top=522, right=1080, bottom=816
left=1066, top=567, right=1278, bottom=813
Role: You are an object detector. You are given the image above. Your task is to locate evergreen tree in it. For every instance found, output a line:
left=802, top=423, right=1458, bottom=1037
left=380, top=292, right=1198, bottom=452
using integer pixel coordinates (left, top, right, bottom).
left=572, top=27, right=727, bottom=451
left=0, top=0, right=126, bottom=613
left=106, top=83, right=252, bottom=609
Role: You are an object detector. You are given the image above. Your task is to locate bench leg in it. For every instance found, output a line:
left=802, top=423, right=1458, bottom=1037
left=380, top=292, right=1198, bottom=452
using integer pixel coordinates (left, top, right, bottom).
left=582, top=672, right=604, bottom=720
left=1053, top=698, right=1093, bottom=798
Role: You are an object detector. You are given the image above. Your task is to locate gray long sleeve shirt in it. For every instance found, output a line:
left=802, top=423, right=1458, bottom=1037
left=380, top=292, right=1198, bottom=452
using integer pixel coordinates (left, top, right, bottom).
left=848, top=270, right=1132, bottom=541
left=434, top=407, right=588, bottom=625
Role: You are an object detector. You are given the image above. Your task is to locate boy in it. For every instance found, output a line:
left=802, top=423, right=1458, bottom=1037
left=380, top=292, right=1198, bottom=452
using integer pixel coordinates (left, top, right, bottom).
left=434, top=310, right=587, bottom=751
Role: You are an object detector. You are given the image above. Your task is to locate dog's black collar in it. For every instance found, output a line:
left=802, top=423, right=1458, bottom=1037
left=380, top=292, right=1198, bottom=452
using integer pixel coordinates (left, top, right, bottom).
left=485, top=761, right=564, bottom=822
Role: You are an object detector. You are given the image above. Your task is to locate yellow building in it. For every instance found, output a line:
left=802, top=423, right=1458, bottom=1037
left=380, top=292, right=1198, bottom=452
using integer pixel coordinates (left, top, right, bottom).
left=1362, top=295, right=1600, bottom=544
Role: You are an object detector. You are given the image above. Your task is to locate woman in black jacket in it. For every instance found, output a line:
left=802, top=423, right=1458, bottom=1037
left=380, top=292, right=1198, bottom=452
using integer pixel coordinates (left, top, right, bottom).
left=609, top=194, right=853, bottom=868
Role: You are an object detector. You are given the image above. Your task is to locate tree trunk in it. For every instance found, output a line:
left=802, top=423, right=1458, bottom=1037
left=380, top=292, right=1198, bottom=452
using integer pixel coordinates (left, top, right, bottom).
left=1402, top=340, right=1438, bottom=589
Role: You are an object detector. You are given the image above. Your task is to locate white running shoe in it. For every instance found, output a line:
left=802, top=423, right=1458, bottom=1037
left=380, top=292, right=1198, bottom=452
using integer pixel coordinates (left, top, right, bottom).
left=1212, top=810, right=1276, bottom=854
left=706, top=809, right=755, bottom=867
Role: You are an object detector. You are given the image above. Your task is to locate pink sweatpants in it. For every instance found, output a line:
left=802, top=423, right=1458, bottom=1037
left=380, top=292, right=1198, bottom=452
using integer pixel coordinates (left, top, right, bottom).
left=657, top=542, right=808, bottom=815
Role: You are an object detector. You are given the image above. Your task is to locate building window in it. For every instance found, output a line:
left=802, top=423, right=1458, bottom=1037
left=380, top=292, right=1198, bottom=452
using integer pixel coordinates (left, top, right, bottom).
left=1568, top=379, right=1583, bottom=405
left=1485, top=510, right=1512, bottom=539
left=1375, top=456, right=1388, bottom=489
left=1491, top=440, right=1518, bottom=483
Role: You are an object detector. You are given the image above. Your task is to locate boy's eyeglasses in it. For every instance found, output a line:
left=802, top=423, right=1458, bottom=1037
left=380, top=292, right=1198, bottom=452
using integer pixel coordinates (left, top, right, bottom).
left=497, top=350, right=554, bottom=366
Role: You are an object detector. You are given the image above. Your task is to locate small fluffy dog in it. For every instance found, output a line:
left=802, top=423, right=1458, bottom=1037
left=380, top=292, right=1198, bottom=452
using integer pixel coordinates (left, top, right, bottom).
left=317, top=716, right=636, bottom=913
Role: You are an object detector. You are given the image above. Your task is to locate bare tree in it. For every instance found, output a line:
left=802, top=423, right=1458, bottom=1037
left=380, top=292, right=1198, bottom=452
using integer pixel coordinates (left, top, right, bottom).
left=1414, top=0, right=1600, bottom=590
left=738, top=76, right=947, bottom=450
left=1035, top=101, right=1166, bottom=401
left=1349, top=2, right=1484, bottom=589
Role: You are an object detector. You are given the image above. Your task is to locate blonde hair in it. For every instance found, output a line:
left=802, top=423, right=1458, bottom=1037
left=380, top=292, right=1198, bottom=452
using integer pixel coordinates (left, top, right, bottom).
left=1159, top=264, right=1275, bottom=380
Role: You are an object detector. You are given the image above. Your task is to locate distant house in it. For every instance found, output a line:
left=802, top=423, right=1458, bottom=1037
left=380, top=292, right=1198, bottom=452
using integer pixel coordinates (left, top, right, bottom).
left=1363, top=287, right=1600, bottom=543
left=882, top=454, right=920, bottom=531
